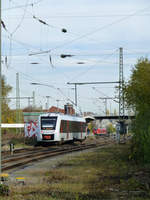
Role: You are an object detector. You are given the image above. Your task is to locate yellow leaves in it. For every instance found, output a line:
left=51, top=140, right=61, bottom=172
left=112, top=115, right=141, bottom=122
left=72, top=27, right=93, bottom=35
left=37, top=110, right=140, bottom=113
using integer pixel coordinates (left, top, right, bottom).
left=124, top=58, right=150, bottom=108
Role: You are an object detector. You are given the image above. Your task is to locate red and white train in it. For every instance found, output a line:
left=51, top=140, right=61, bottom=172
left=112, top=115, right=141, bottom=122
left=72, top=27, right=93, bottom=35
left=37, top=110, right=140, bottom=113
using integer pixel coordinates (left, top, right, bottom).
left=93, top=128, right=107, bottom=135
left=36, top=113, right=87, bottom=144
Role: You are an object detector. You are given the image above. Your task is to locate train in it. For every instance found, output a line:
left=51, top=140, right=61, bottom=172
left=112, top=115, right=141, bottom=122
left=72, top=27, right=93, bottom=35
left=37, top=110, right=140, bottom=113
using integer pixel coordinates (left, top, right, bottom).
left=36, top=113, right=87, bottom=144
left=93, top=128, right=107, bottom=135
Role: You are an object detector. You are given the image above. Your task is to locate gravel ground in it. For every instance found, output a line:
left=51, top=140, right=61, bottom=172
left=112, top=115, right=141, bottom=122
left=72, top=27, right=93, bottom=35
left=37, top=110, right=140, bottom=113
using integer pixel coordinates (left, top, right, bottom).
left=7, top=136, right=111, bottom=184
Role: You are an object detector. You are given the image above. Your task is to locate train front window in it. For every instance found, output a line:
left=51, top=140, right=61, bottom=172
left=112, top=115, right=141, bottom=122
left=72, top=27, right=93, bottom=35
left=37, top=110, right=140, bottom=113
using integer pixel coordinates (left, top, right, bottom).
left=41, top=117, right=57, bottom=130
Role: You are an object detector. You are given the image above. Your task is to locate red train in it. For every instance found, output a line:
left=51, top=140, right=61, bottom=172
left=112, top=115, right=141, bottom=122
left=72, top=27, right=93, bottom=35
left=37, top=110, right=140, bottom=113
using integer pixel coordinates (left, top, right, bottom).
left=93, top=128, right=107, bottom=135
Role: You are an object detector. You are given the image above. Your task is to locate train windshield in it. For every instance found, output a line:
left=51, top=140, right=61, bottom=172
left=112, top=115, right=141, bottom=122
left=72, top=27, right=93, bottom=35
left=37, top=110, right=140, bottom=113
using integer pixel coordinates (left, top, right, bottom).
left=41, top=116, right=57, bottom=130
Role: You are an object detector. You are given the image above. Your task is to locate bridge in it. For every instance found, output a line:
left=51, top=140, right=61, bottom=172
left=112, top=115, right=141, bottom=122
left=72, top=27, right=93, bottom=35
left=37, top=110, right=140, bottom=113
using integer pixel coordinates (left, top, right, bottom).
left=94, top=115, right=135, bottom=120
left=84, top=115, right=135, bottom=123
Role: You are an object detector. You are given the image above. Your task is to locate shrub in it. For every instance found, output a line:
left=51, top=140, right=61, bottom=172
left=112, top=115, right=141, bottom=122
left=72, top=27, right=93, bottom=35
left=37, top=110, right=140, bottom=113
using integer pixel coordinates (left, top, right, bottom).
left=0, top=184, right=9, bottom=196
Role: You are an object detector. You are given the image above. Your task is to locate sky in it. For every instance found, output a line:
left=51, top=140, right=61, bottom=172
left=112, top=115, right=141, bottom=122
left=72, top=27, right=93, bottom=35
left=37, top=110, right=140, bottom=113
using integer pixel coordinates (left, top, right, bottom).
left=2, top=0, right=150, bottom=115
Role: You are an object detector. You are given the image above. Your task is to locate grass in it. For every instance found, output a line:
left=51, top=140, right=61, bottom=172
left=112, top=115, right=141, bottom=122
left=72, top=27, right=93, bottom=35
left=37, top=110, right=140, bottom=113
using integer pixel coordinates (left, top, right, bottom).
left=1, top=142, right=150, bottom=199
left=2, top=131, right=37, bottom=151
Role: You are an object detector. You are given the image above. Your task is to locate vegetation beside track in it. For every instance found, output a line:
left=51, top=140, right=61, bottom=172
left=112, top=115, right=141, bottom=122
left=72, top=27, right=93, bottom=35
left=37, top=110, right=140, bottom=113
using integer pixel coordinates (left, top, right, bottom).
left=1, top=141, right=150, bottom=200
left=2, top=132, right=36, bottom=151
left=124, top=58, right=150, bottom=163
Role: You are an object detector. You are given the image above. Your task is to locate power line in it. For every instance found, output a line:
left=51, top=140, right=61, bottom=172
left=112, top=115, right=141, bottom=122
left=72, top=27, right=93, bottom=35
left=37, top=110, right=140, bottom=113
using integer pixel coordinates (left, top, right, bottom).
left=4, top=2, right=150, bottom=59
left=28, top=5, right=150, bottom=55
left=11, top=0, right=29, bottom=35
left=3, top=0, right=45, bottom=11
left=5, top=13, right=150, bottom=18
left=4, top=3, right=149, bottom=73
left=68, top=49, right=118, bottom=83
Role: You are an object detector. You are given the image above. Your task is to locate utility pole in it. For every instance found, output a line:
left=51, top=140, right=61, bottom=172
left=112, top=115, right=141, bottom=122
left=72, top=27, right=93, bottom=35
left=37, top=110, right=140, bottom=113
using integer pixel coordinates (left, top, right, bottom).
left=119, top=47, right=124, bottom=118
left=46, top=96, right=50, bottom=110
left=117, top=47, right=125, bottom=142
left=0, top=0, right=2, bottom=175
left=56, top=99, right=60, bottom=112
left=16, top=73, right=21, bottom=134
left=16, top=73, right=20, bottom=123
left=104, top=98, right=107, bottom=115
left=28, top=97, right=31, bottom=107
left=67, top=81, right=119, bottom=108
left=98, top=98, right=109, bottom=115
left=75, top=84, right=77, bottom=106
left=32, top=91, right=35, bottom=108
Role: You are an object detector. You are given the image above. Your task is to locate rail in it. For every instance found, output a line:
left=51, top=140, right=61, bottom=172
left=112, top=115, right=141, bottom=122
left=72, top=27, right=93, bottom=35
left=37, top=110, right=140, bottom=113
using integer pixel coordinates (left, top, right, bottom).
left=2, top=138, right=113, bottom=172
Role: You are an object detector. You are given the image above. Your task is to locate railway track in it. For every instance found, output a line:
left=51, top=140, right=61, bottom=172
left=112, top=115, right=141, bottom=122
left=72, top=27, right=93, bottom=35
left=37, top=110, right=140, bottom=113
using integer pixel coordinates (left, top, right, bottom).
left=2, top=137, right=114, bottom=172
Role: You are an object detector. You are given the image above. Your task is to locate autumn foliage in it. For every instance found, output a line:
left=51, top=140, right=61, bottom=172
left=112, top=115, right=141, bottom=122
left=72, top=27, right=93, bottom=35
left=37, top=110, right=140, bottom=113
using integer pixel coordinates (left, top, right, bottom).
left=124, top=58, right=150, bottom=163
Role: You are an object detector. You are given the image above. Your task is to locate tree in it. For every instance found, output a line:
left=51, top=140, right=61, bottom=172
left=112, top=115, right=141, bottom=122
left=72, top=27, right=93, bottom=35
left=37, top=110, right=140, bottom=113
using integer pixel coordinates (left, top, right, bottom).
left=124, top=58, right=150, bottom=110
left=114, top=109, right=117, bottom=116
left=1, top=76, right=15, bottom=123
left=106, top=123, right=116, bottom=134
left=106, top=109, right=109, bottom=116
left=23, top=106, right=43, bottom=112
left=124, top=58, right=150, bottom=163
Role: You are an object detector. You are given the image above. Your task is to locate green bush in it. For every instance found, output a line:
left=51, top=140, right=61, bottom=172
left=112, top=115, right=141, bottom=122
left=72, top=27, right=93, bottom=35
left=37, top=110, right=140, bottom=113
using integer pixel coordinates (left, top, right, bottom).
left=0, top=184, right=9, bottom=196
left=130, top=105, right=150, bottom=163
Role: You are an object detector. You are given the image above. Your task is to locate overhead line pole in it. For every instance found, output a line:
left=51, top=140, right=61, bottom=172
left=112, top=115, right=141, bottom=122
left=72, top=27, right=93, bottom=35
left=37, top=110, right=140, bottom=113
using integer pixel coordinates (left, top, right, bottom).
left=16, top=73, right=20, bottom=124
left=98, top=97, right=119, bottom=104
left=67, top=81, right=119, bottom=109
left=0, top=0, right=2, bottom=174
left=98, top=97, right=118, bottom=115
left=33, top=91, right=35, bottom=108
left=119, top=47, right=124, bottom=118
left=75, top=84, right=77, bottom=106
left=117, top=47, right=125, bottom=143
left=67, top=81, right=119, bottom=85
left=46, top=96, right=50, bottom=110
left=0, top=97, right=34, bottom=99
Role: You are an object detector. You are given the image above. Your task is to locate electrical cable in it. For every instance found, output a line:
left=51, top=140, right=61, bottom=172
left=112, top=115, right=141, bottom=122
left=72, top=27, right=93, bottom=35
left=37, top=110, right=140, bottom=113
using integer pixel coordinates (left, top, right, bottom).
left=11, top=0, right=29, bottom=35
left=3, top=0, right=45, bottom=11
left=28, top=5, right=150, bottom=55
left=68, top=49, right=118, bottom=83
left=92, top=87, right=118, bottom=104
left=3, top=2, right=150, bottom=113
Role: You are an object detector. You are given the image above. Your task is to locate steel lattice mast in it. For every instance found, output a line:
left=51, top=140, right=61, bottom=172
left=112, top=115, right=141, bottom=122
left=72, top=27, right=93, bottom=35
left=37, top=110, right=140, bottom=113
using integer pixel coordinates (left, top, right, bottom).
left=0, top=0, right=2, bottom=174
left=16, top=73, right=20, bottom=124
left=119, top=47, right=124, bottom=119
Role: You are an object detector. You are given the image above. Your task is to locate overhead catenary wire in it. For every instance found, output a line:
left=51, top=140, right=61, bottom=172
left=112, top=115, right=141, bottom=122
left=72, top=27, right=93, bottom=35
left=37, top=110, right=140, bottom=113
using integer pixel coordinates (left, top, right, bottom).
left=92, top=87, right=118, bottom=104
left=5, top=70, right=73, bottom=107
left=28, top=4, right=150, bottom=56
left=3, top=0, right=46, bottom=11
left=3, top=2, right=150, bottom=57
left=10, top=0, right=69, bottom=34
left=2, top=28, right=120, bottom=84
left=5, top=13, right=150, bottom=19
left=68, top=48, right=118, bottom=83
left=11, top=0, right=29, bottom=35
left=3, top=1, right=150, bottom=113
left=0, top=33, right=146, bottom=103
left=2, top=0, right=30, bottom=68
left=3, top=2, right=72, bottom=71
left=5, top=4, right=150, bottom=54
left=3, top=2, right=150, bottom=64
left=0, top=44, right=134, bottom=96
